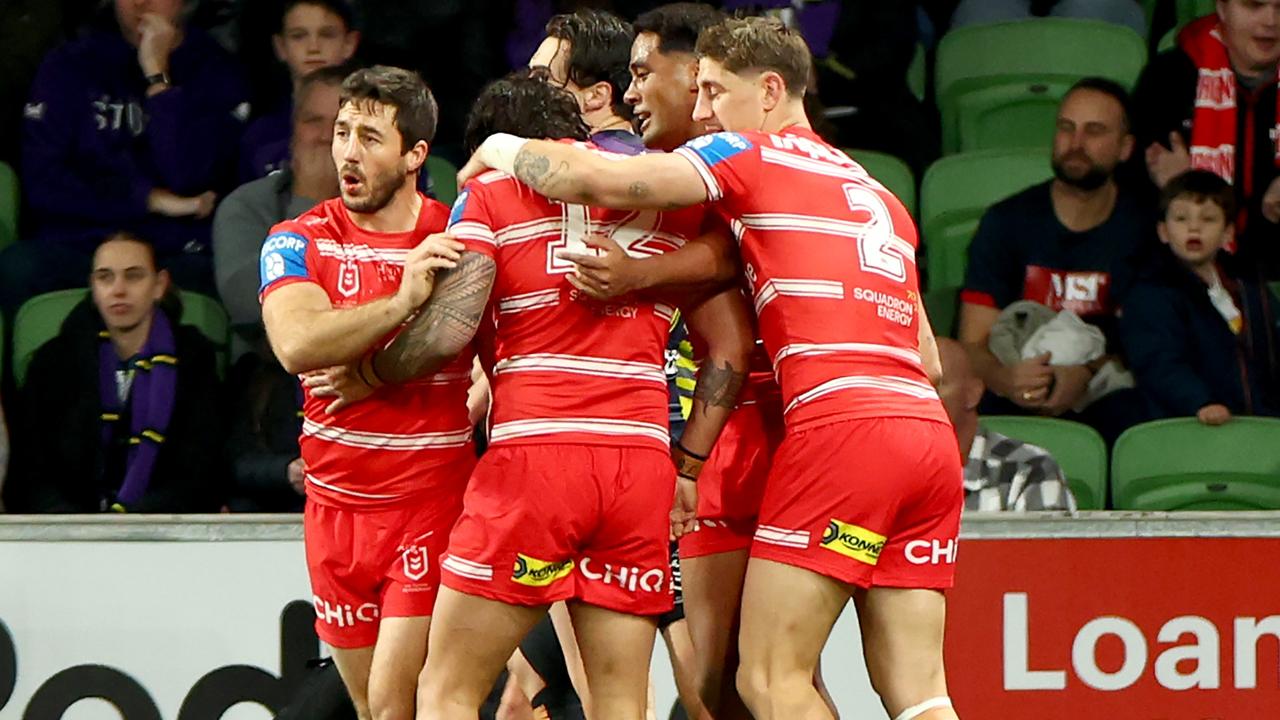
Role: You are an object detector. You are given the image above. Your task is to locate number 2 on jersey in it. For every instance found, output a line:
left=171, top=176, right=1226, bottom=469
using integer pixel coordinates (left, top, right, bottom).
left=842, top=182, right=911, bottom=284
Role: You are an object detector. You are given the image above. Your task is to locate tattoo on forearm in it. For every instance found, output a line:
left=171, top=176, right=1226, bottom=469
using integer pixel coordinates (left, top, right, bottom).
left=513, top=148, right=573, bottom=197
left=374, top=253, right=496, bottom=384
left=693, top=360, right=747, bottom=414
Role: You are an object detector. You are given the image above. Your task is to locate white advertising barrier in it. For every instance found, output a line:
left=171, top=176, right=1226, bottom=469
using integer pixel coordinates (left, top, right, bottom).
left=0, top=516, right=885, bottom=720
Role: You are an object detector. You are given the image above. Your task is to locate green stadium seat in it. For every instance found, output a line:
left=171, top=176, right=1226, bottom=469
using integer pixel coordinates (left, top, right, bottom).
left=908, top=43, right=927, bottom=103
left=14, top=289, right=231, bottom=386
left=923, top=285, right=959, bottom=338
left=1177, top=0, right=1215, bottom=26
left=0, top=160, right=18, bottom=252
left=920, top=148, right=1052, bottom=290
left=428, top=155, right=459, bottom=206
left=980, top=415, right=1109, bottom=510
left=846, top=149, right=916, bottom=217
left=936, top=19, right=1147, bottom=153
left=1111, top=418, right=1280, bottom=511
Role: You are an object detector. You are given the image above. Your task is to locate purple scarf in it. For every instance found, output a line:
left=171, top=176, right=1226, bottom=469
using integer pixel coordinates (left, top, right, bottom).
left=99, top=309, right=179, bottom=507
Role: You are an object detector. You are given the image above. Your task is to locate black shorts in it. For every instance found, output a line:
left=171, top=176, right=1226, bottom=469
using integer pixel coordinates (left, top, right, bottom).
left=657, top=541, right=685, bottom=631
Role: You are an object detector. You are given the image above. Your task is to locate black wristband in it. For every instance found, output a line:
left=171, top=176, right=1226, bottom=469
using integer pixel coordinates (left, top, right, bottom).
left=672, top=439, right=709, bottom=462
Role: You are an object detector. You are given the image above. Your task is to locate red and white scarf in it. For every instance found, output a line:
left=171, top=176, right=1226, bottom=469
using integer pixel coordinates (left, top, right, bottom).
left=1179, top=16, right=1280, bottom=188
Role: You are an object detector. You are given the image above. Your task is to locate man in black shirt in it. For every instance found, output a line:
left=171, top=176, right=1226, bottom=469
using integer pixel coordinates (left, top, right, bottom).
left=958, top=78, right=1152, bottom=442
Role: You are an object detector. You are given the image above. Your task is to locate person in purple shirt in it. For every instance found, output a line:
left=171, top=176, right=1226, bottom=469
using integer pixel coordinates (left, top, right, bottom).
left=240, top=0, right=359, bottom=183
left=2, top=0, right=248, bottom=313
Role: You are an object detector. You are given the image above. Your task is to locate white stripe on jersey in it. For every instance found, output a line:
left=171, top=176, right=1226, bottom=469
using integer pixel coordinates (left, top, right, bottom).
left=442, top=555, right=494, bottom=581
left=493, top=218, right=563, bottom=248
left=785, top=374, right=939, bottom=415
left=305, top=473, right=401, bottom=500
left=673, top=147, right=723, bottom=201
left=312, top=238, right=408, bottom=265
left=476, top=170, right=511, bottom=184
left=449, top=220, right=496, bottom=246
left=302, top=419, right=473, bottom=450
left=498, top=288, right=561, bottom=315
left=493, top=353, right=666, bottom=383
left=773, top=342, right=921, bottom=366
left=754, top=525, right=812, bottom=549
left=654, top=303, right=676, bottom=322
left=753, top=278, right=844, bottom=314
left=489, top=417, right=670, bottom=444
left=759, top=146, right=873, bottom=185
left=412, top=369, right=472, bottom=386
left=739, top=213, right=916, bottom=264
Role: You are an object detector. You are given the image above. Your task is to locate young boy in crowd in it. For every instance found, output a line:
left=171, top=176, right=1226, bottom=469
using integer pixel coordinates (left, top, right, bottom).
left=1121, top=170, right=1280, bottom=424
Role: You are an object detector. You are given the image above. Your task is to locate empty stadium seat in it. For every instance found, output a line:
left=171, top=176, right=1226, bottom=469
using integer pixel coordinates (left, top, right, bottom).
left=1111, top=418, right=1280, bottom=511
left=428, top=155, right=459, bottom=206
left=1177, top=0, right=1215, bottom=26
left=980, top=415, right=1109, bottom=510
left=908, top=43, right=927, bottom=103
left=846, top=149, right=917, bottom=217
left=920, top=148, right=1053, bottom=290
left=13, top=289, right=231, bottom=386
left=923, top=285, right=959, bottom=338
left=936, top=19, right=1147, bottom=153
left=0, top=160, right=18, bottom=252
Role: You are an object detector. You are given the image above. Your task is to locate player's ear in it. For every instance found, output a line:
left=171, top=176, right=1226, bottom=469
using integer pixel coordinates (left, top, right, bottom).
left=582, top=80, right=613, bottom=114
left=405, top=140, right=429, bottom=174
left=760, top=71, right=786, bottom=112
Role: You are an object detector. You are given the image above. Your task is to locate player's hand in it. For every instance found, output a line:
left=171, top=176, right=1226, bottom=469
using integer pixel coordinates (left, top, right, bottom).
left=1197, top=403, right=1232, bottom=426
left=670, top=478, right=698, bottom=540
left=1262, top=176, right=1280, bottom=224
left=1001, top=353, right=1054, bottom=408
left=287, top=458, right=306, bottom=495
left=303, top=363, right=375, bottom=414
left=147, top=189, right=217, bottom=218
left=137, top=12, right=180, bottom=77
left=557, top=234, right=643, bottom=300
left=394, top=233, right=464, bottom=313
left=1040, top=364, right=1092, bottom=416
left=1145, top=132, right=1191, bottom=189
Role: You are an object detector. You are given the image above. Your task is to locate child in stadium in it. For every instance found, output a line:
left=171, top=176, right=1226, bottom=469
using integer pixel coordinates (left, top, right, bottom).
left=1121, top=170, right=1280, bottom=425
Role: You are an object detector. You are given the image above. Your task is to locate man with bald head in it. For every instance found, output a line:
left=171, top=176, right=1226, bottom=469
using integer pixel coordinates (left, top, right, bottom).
left=937, top=338, right=1076, bottom=512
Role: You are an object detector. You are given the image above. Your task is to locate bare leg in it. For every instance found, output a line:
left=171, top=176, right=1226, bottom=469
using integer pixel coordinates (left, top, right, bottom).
left=681, top=550, right=751, bottom=719
left=853, top=588, right=958, bottom=720
left=549, top=600, right=594, bottom=719
left=735, top=559, right=848, bottom=720
left=495, top=665, right=536, bottom=720
left=368, top=616, right=432, bottom=720
left=660, top=619, right=711, bottom=719
left=567, top=601, right=660, bottom=720
left=415, top=587, right=546, bottom=720
left=332, top=645, right=376, bottom=720
left=812, top=658, right=838, bottom=720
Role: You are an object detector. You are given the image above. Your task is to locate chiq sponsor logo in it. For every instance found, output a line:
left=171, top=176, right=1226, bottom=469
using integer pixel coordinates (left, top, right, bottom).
left=313, top=596, right=380, bottom=628
left=1004, top=592, right=1280, bottom=691
left=578, top=558, right=665, bottom=593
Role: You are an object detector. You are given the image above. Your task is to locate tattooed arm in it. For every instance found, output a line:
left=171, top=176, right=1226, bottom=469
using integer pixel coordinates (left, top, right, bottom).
left=367, top=251, right=498, bottom=385
left=674, top=287, right=754, bottom=460
left=460, top=134, right=709, bottom=211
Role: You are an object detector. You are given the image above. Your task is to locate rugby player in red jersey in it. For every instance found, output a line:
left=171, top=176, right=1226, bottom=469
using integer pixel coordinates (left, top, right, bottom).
left=458, top=17, right=959, bottom=720
left=260, top=66, right=473, bottom=720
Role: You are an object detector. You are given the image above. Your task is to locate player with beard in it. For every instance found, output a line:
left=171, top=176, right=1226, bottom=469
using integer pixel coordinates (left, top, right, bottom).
left=556, top=6, right=841, bottom=719
left=259, top=66, right=474, bottom=720
left=957, top=77, right=1151, bottom=442
left=458, top=16, right=957, bottom=720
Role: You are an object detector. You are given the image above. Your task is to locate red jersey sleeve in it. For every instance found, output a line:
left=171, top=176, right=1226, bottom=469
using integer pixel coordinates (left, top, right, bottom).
left=258, top=218, right=319, bottom=301
left=672, top=131, right=760, bottom=206
left=446, top=177, right=500, bottom=259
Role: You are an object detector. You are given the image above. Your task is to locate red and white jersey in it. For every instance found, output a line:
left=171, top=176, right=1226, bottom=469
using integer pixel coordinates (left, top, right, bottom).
left=674, top=125, right=948, bottom=431
left=259, top=194, right=475, bottom=509
left=448, top=143, right=705, bottom=452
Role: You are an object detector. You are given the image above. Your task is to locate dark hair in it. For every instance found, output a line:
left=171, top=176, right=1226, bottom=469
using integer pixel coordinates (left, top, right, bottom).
left=634, top=3, right=726, bottom=56
left=94, top=231, right=183, bottom=316
left=696, top=16, right=811, bottom=97
left=464, top=72, right=591, bottom=156
left=1065, top=76, right=1134, bottom=132
left=545, top=9, right=635, bottom=121
left=1160, top=169, right=1237, bottom=220
left=340, top=65, right=438, bottom=151
left=280, top=0, right=355, bottom=32
left=295, top=62, right=357, bottom=114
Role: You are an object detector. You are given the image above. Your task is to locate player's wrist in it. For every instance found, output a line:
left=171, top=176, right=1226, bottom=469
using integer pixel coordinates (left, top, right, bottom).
left=357, top=353, right=386, bottom=389
left=671, top=439, right=708, bottom=482
left=482, top=133, right=529, bottom=175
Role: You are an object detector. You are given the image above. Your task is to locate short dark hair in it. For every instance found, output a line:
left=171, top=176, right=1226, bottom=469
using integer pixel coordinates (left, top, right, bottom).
left=96, top=230, right=158, bottom=272
left=340, top=65, right=438, bottom=151
left=545, top=9, right=635, bottom=120
left=464, top=71, right=591, bottom=156
left=280, top=0, right=355, bottom=31
left=1160, top=169, right=1237, bottom=220
left=1065, top=76, right=1134, bottom=132
left=634, top=3, right=726, bottom=56
left=295, top=62, right=357, bottom=115
left=696, top=16, right=811, bottom=97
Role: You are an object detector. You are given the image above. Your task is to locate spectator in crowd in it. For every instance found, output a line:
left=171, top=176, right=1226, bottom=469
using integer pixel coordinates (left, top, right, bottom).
left=1, top=0, right=248, bottom=315
left=224, top=343, right=305, bottom=512
left=1122, top=170, right=1280, bottom=424
left=958, top=77, right=1153, bottom=443
left=937, top=338, right=1077, bottom=511
left=950, top=0, right=1147, bottom=38
left=3, top=232, right=225, bottom=514
left=240, top=0, right=359, bottom=182
left=1133, top=0, right=1280, bottom=279
left=214, top=64, right=346, bottom=344
left=529, top=9, right=638, bottom=147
